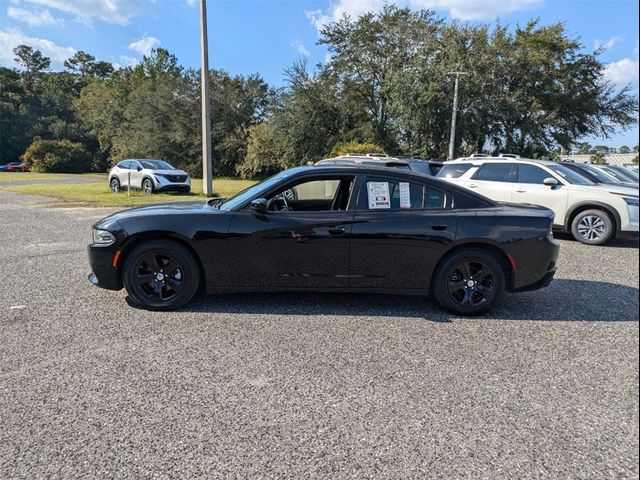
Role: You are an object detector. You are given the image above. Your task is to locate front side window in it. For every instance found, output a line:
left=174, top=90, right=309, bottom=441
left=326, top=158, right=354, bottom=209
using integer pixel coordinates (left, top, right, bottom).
left=547, top=164, right=594, bottom=185
left=517, top=164, right=552, bottom=184
left=473, top=163, right=516, bottom=182
left=363, top=178, right=444, bottom=210
left=140, top=160, right=175, bottom=170
left=266, top=177, right=354, bottom=212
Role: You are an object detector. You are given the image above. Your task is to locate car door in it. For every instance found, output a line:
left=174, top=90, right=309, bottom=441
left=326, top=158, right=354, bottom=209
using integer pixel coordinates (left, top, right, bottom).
left=226, top=174, right=356, bottom=289
left=513, top=164, right=568, bottom=225
left=128, top=160, right=144, bottom=188
left=463, top=163, right=516, bottom=202
left=117, top=161, right=132, bottom=187
left=349, top=174, right=456, bottom=290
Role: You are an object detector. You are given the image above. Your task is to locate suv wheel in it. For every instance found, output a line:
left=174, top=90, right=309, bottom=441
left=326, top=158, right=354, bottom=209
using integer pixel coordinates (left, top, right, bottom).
left=571, top=209, right=614, bottom=245
left=110, top=177, right=120, bottom=193
left=142, top=178, right=154, bottom=194
left=431, top=249, right=505, bottom=316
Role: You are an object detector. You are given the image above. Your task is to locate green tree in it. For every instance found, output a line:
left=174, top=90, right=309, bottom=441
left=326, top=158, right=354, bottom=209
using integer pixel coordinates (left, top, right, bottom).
left=619, top=145, right=631, bottom=154
left=22, top=138, right=93, bottom=173
left=590, top=152, right=606, bottom=164
left=13, top=45, right=50, bottom=93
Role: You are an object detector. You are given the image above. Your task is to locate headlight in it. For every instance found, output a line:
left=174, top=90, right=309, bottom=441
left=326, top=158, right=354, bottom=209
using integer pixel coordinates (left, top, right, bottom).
left=623, top=197, right=639, bottom=207
left=92, top=228, right=116, bottom=245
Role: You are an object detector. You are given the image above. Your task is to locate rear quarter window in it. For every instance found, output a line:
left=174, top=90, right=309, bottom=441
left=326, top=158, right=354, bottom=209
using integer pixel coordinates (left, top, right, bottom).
left=437, top=163, right=473, bottom=178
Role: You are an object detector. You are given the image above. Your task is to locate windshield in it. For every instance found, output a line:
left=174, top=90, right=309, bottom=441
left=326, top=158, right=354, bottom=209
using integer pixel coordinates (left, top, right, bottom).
left=600, top=166, right=637, bottom=182
left=578, top=164, right=622, bottom=184
left=140, top=160, right=175, bottom=170
left=219, top=170, right=295, bottom=211
left=547, top=164, right=594, bottom=185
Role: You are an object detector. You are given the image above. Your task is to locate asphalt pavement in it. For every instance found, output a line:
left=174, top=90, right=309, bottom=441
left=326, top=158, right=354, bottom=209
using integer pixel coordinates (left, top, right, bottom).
left=0, top=190, right=638, bottom=479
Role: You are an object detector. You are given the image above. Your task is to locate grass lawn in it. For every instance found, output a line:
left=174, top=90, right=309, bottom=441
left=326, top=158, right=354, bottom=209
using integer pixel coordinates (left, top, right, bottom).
left=0, top=175, right=257, bottom=207
left=0, top=172, right=64, bottom=182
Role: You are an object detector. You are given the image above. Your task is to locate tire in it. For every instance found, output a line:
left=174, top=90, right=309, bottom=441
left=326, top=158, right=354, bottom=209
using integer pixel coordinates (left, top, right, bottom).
left=142, top=178, right=154, bottom=194
left=122, top=240, right=200, bottom=311
left=431, top=249, right=505, bottom=316
left=110, top=177, right=120, bottom=193
left=570, top=209, right=614, bottom=245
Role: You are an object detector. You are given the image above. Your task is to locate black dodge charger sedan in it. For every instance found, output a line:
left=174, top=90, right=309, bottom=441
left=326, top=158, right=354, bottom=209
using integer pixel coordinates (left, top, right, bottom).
left=88, top=166, right=559, bottom=316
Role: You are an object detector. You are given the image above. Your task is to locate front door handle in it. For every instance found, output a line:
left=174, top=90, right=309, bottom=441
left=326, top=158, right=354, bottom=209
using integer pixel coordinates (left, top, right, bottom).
left=328, top=227, right=346, bottom=236
left=468, top=183, right=478, bottom=188
left=515, top=189, right=527, bottom=193
left=431, top=224, right=448, bottom=231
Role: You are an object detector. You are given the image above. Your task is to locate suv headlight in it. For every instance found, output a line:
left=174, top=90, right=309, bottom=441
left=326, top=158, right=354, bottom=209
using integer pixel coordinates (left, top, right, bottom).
left=92, top=228, right=116, bottom=246
left=623, top=197, right=639, bottom=207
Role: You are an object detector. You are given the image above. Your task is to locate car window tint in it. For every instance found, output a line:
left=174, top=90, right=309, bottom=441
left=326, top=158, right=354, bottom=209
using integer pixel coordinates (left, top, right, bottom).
left=120, top=161, right=131, bottom=169
left=473, top=163, right=515, bottom=182
left=437, top=163, right=472, bottom=178
left=292, top=180, right=340, bottom=200
left=365, top=178, right=444, bottom=209
left=517, top=164, right=551, bottom=184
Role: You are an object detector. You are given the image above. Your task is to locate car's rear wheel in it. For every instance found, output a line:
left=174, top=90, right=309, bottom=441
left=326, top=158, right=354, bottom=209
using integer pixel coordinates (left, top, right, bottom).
left=110, top=177, right=120, bottom=193
left=431, top=249, right=505, bottom=316
left=571, top=209, right=614, bottom=245
left=122, top=240, right=200, bottom=311
left=142, top=178, right=154, bottom=194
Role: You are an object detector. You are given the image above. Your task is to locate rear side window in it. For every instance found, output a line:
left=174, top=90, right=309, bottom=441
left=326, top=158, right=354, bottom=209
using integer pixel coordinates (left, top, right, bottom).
left=473, top=163, right=515, bottom=182
left=363, top=178, right=444, bottom=210
left=437, top=163, right=472, bottom=178
left=118, top=161, right=131, bottom=169
left=517, top=164, right=551, bottom=184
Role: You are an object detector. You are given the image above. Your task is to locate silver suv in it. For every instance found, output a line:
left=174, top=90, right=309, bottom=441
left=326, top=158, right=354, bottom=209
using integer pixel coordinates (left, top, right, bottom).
left=109, top=159, right=191, bottom=194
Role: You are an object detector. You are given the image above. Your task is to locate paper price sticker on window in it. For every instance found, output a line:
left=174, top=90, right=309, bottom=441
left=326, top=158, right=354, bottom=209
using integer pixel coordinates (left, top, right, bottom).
left=367, top=182, right=390, bottom=209
left=399, top=182, right=411, bottom=209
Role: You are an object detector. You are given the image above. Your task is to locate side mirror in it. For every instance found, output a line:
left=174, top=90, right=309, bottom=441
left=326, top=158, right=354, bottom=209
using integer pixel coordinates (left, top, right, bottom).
left=543, top=177, right=558, bottom=187
left=137, top=166, right=143, bottom=171
left=251, top=198, right=268, bottom=214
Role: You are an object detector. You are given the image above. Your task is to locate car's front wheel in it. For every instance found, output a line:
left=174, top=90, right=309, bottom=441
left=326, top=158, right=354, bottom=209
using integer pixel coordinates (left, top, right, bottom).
left=431, top=249, right=505, bottom=316
left=122, top=240, right=200, bottom=311
left=142, top=178, right=154, bottom=194
left=571, top=209, right=614, bottom=245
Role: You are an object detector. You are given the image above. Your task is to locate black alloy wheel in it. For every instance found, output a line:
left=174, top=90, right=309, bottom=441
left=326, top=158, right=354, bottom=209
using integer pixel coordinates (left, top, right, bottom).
left=432, top=249, right=505, bottom=316
left=110, top=177, right=120, bottom=193
left=142, top=178, right=154, bottom=194
left=123, top=240, right=200, bottom=310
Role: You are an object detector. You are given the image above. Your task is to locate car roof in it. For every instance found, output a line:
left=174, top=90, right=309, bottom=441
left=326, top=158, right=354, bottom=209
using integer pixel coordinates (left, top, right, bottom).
left=446, top=156, right=558, bottom=167
left=316, top=155, right=409, bottom=166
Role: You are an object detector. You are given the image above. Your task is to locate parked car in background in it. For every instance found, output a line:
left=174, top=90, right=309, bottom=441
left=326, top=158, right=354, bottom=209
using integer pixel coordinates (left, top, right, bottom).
left=108, top=159, right=190, bottom=194
left=438, top=156, right=639, bottom=245
left=623, top=163, right=639, bottom=174
left=560, top=162, right=638, bottom=189
left=315, top=155, right=411, bottom=170
left=397, top=156, right=445, bottom=176
left=5, top=162, right=29, bottom=172
left=0, top=164, right=7, bottom=172
left=598, top=165, right=639, bottom=184
left=88, top=165, right=559, bottom=316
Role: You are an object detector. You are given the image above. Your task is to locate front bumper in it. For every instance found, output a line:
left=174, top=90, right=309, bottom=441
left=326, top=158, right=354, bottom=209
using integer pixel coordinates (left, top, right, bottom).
left=87, top=245, right=123, bottom=290
left=155, top=184, right=191, bottom=192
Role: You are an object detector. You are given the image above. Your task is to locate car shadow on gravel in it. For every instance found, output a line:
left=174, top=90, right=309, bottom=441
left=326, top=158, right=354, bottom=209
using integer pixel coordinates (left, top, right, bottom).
left=553, top=232, right=639, bottom=249
left=129, top=279, right=638, bottom=322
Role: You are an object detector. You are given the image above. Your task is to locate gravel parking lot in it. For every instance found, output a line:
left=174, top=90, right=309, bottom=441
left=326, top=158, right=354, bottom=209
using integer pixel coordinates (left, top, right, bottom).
left=1, top=190, right=638, bottom=479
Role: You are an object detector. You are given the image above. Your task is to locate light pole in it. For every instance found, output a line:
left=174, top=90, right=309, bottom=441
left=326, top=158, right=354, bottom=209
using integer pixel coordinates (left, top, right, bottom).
left=447, top=71, right=467, bottom=161
left=200, top=0, right=213, bottom=196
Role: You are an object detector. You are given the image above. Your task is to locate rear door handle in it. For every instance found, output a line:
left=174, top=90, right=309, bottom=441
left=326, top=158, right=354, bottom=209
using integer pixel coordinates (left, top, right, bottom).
left=468, top=183, right=478, bottom=188
left=515, top=189, right=527, bottom=193
left=431, top=224, right=448, bottom=231
left=328, top=227, right=346, bottom=236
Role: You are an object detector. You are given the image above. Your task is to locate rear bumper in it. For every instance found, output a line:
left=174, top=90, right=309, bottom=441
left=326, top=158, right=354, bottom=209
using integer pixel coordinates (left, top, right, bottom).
left=507, top=235, right=560, bottom=293
left=87, top=245, right=123, bottom=290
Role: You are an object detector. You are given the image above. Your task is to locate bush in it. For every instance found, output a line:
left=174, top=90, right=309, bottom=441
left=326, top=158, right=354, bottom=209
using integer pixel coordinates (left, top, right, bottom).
left=22, top=139, right=93, bottom=173
left=329, top=140, right=385, bottom=157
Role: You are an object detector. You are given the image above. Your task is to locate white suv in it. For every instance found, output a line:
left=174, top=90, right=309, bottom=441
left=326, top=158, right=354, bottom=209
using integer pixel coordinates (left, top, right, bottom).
left=437, top=157, right=639, bottom=245
left=109, top=159, right=191, bottom=194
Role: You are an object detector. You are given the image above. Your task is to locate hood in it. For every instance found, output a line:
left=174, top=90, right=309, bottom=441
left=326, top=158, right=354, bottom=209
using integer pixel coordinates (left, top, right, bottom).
left=587, top=184, right=639, bottom=197
left=95, top=201, right=213, bottom=228
left=147, top=169, right=189, bottom=176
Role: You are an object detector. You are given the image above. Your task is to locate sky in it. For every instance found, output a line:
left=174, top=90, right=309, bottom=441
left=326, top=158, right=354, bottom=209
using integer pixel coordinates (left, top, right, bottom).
left=0, top=0, right=638, bottom=148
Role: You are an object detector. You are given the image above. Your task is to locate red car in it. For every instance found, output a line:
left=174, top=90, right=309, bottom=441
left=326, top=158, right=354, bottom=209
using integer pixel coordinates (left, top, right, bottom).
left=6, top=162, right=29, bottom=172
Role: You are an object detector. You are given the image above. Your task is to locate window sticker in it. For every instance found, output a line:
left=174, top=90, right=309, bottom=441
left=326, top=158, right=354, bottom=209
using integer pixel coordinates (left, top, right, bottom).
left=367, top=182, right=390, bottom=209
left=399, top=182, right=411, bottom=209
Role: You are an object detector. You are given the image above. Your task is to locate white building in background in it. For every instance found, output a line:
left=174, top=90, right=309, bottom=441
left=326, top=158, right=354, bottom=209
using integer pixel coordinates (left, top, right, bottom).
left=560, top=153, right=638, bottom=166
